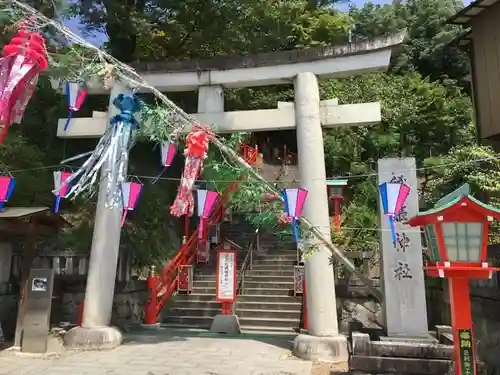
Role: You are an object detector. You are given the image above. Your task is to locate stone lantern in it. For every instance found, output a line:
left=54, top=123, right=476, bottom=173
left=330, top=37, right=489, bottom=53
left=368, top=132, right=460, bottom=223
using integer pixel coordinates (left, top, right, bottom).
left=408, top=184, right=500, bottom=375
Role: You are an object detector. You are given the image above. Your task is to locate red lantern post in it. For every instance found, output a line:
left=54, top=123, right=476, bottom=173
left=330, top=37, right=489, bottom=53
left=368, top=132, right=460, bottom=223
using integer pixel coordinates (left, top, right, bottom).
left=144, top=266, right=158, bottom=325
left=326, top=180, right=348, bottom=232
left=408, top=184, right=500, bottom=375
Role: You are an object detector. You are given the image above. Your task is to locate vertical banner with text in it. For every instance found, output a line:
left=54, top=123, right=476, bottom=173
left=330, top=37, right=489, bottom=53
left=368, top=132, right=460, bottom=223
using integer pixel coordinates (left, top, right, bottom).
left=216, top=249, right=237, bottom=310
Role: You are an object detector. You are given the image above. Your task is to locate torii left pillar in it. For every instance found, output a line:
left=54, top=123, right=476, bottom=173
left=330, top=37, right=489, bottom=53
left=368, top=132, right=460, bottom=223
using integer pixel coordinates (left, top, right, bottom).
left=64, top=81, right=131, bottom=349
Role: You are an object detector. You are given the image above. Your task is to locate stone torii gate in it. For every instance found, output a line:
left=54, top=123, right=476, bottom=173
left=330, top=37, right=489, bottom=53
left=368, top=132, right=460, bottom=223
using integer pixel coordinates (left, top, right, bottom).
left=60, top=33, right=404, bottom=361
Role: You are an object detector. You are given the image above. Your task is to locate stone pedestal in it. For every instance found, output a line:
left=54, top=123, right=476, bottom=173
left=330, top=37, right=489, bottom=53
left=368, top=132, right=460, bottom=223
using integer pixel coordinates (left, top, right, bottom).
left=64, top=81, right=131, bottom=350
left=64, top=326, right=122, bottom=350
left=292, top=72, right=347, bottom=362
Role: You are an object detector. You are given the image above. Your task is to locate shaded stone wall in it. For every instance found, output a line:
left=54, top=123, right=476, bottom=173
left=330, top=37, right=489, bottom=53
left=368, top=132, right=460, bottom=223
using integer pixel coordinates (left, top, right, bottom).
left=0, top=279, right=148, bottom=341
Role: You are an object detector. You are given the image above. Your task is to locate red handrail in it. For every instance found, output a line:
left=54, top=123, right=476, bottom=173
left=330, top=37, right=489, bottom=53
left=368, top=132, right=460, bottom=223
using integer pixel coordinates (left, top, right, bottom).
left=144, top=183, right=238, bottom=323
left=144, top=144, right=255, bottom=324
left=241, top=143, right=258, bottom=166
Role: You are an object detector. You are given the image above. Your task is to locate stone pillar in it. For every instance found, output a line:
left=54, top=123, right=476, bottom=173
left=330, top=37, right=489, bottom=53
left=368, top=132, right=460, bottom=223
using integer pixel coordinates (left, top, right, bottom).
left=377, top=158, right=428, bottom=337
left=198, top=85, right=224, bottom=113
left=292, top=72, right=348, bottom=362
left=64, top=81, right=132, bottom=349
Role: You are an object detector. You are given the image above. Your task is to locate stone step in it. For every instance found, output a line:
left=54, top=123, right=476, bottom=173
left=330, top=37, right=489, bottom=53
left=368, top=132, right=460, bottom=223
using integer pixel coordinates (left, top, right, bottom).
left=243, top=280, right=294, bottom=289
left=168, top=299, right=221, bottom=308
left=255, top=254, right=297, bottom=259
left=171, top=293, right=215, bottom=302
left=252, top=259, right=297, bottom=266
left=167, top=307, right=220, bottom=317
left=236, top=301, right=301, bottom=311
left=238, top=316, right=300, bottom=329
left=237, top=308, right=301, bottom=320
left=241, top=288, right=291, bottom=296
left=162, top=315, right=213, bottom=328
left=239, top=325, right=299, bottom=335
left=246, top=269, right=295, bottom=277
left=241, top=275, right=294, bottom=283
left=250, top=264, right=297, bottom=271
left=237, top=294, right=301, bottom=303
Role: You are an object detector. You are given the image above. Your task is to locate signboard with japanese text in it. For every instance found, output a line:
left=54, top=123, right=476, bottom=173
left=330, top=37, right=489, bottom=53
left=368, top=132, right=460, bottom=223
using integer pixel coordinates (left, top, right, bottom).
left=378, top=158, right=428, bottom=337
left=216, top=249, right=237, bottom=303
left=458, top=329, right=476, bottom=375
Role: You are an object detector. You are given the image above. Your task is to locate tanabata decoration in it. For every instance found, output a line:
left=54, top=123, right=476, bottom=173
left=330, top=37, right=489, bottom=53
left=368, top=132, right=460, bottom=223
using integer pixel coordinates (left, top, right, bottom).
left=0, top=176, right=15, bottom=211
left=53, top=171, right=73, bottom=213
left=121, top=181, right=142, bottom=226
left=64, top=82, right=87, bottom=131
left=0, top=27, right=48, bottom=143
left=152, top=140, right=177, bottom=183
left=55, top=94, right=142, bottom=207
left=170, top=129, right=210, bottom=217
left=282, top=188, right=308, bottom=245
left=379, top=182, right=411, bottom=243
left=196, top=189, right=219, bottom=242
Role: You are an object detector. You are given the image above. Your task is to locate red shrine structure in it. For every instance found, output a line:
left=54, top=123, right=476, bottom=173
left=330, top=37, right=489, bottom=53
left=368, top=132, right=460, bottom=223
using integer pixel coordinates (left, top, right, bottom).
left=408, top=184, right=500, bottom=375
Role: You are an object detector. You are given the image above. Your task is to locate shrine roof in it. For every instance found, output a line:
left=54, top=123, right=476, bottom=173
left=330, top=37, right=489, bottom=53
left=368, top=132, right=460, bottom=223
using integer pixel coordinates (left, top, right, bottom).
left=408, top=184, right=500, bottom=225
left=132, top=32, right=406, bottom=73
left=448, top=0, right=499, bottom=26
left=0, top=207, right=71, bottom=230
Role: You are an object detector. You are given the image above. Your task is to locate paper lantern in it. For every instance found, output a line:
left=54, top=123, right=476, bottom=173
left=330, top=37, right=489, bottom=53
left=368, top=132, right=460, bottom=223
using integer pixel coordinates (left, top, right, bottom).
left=0, top=176, right=15, bottom=211
left=161, top=141, right=177, bottom=168
left=121, top=182, right=142, bottom=226
left=379, top=182, right=411, bottom=243
left=282, top=188, right=308, bottom=243
left=196, top=189, right=219, bottom=242
left=64, top=82, right=87, bottom=131
left=53, top=171, right=72, bottom=213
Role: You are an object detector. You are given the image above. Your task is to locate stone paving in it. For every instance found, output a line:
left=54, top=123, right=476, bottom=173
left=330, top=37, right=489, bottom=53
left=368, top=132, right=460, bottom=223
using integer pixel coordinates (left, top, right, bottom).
left=0, top=328, right=313, bottom=375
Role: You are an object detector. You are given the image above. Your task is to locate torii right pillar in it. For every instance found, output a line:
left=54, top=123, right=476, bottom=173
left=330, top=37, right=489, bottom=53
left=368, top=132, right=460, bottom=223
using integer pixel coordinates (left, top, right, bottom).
left=292, top=72, right=348, bottom=362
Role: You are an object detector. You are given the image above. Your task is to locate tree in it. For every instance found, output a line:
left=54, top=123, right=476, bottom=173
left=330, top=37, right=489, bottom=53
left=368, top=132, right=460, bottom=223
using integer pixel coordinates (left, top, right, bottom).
left=349, top=0, right=470, bottom=82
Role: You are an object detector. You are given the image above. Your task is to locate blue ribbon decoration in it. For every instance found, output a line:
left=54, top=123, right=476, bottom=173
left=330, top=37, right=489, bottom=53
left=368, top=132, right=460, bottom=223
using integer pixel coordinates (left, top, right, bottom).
left=54, top=93, right=143, bottom=206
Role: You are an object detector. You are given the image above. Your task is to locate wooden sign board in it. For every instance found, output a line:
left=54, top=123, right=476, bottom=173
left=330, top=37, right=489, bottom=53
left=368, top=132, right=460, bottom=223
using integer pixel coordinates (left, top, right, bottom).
left=216, top=249, right=237, bottom=303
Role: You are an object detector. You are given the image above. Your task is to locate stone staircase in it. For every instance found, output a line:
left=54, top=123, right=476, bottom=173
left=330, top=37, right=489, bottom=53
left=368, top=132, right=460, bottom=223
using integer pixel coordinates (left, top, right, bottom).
left=161, top=218, right=302, bottom=333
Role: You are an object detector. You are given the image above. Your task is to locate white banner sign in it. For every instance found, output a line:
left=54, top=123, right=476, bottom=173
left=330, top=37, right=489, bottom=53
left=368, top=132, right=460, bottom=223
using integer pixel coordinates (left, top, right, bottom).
left=217, top=250, right=236, bottom=302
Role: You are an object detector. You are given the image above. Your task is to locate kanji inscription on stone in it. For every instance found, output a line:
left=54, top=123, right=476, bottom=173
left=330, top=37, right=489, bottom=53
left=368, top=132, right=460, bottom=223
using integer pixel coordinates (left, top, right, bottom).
left=393, top=261, right=413, bottom=280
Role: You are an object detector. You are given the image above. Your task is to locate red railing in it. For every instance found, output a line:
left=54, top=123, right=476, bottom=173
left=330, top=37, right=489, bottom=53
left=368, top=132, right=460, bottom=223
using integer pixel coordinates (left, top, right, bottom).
left=241, top=143, right=259, bottom=166
left=145, top=183, right=237, bottom=324
left=144, top=143, right=258, bottom=324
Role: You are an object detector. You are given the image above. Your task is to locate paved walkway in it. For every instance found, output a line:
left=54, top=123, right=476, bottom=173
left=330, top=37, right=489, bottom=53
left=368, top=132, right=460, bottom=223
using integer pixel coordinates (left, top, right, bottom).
left=0, top=328, right=313, bottom=375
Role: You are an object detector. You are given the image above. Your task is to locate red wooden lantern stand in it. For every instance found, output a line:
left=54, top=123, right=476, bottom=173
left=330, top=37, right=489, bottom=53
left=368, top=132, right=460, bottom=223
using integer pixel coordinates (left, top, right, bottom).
left=408, top=184, right=500, bottom=375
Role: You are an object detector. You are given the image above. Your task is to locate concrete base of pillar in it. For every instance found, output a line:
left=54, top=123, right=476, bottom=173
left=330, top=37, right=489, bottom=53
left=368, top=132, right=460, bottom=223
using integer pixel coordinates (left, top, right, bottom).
left=210, top=315, right=241, bottom=335
left=292, top=333, right=348, bottom=362
left=63, top=326, right=122, bottom=350
left=140, top=323, right=161, bottom=330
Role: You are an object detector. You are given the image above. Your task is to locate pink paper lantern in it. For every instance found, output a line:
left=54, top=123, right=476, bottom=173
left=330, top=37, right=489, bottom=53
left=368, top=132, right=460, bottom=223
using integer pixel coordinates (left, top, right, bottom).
left=196, top=189, right=219, bottom=242
left=121, top=182, right=143, bottom=226
left=0, top=176, right=15, bottom=211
